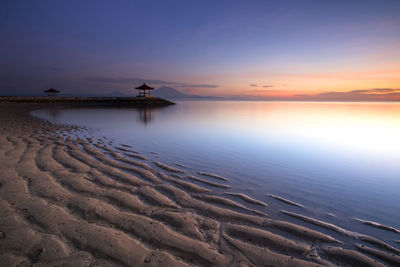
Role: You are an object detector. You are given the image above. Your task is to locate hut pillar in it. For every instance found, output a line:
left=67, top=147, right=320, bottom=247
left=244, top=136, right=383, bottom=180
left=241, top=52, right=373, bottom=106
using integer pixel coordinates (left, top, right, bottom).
left=44, top=88, right=60, bottom=97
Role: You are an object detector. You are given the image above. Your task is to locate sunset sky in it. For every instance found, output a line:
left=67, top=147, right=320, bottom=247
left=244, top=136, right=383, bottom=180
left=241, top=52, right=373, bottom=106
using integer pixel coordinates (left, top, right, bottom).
left=1, top=0, right=400, bottom=100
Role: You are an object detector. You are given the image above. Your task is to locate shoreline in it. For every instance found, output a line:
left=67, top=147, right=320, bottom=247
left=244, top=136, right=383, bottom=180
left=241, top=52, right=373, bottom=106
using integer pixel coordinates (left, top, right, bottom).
left=0, top=96, right=175, bottom=107
left=0, top=102, right=398, bottom=266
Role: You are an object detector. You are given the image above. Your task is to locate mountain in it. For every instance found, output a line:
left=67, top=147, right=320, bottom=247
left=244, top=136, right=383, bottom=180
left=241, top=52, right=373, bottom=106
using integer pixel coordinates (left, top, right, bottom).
left=151, top=86, right=225, bottom=100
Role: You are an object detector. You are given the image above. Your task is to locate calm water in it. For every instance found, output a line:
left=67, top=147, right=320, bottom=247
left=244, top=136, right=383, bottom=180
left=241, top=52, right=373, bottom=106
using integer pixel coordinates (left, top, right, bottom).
left=32, top=101, right=400, bottom=242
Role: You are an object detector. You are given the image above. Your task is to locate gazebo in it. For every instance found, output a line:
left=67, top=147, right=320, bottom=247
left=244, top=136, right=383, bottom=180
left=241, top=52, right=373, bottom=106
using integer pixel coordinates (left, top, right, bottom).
left=44, top=88, right=60, bottom=97
left=135, top=83, right=154, bottom=97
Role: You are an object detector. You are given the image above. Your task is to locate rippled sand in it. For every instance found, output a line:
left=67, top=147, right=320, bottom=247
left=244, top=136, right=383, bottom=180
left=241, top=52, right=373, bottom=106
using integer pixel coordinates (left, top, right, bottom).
left=0, top=103, right=399, bottom=266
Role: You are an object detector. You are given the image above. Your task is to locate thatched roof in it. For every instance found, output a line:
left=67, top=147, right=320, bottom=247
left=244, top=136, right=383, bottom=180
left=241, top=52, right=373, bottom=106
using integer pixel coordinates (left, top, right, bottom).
left=44, top=88, right=60, bottom=93
left=135, top=83, right=154, bottom=90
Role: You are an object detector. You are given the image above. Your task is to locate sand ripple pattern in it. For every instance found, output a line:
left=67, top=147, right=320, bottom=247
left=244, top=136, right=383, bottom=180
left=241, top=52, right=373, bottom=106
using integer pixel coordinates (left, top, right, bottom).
left=0, top=103, right=397, bottom=266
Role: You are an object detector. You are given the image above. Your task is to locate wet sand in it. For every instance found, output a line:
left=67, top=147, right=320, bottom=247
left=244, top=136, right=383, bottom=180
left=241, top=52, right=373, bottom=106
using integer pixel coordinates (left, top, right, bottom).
left=0, top=102, right=398, bottom=266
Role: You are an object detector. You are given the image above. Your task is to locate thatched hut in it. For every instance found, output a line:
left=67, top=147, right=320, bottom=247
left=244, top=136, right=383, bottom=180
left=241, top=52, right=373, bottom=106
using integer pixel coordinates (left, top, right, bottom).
left=135, top=83, right=154, bottom=97
left=44, top=88, right=60, bottom=97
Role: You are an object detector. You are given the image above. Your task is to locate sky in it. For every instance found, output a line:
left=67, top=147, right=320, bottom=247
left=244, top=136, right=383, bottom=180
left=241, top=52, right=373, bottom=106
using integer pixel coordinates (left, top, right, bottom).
left=1, top=0, right=400, bottom=100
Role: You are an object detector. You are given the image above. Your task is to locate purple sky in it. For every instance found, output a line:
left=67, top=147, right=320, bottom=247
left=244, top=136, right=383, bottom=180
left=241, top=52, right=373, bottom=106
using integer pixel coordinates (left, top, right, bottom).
left=1, top=0, right=400, bottom=99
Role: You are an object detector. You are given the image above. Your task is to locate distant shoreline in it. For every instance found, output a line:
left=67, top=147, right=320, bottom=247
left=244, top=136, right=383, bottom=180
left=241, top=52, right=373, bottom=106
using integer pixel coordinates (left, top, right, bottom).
left=1, top=96, right=399, bottom=104
left=0, top=96, right=175, bottom=107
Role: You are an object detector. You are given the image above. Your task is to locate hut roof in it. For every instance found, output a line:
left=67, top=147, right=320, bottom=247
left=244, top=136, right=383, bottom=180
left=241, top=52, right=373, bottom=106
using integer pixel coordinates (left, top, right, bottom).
left=135, top=83, right=154, bottom=90
left=44, top=88, right=60, bottom=93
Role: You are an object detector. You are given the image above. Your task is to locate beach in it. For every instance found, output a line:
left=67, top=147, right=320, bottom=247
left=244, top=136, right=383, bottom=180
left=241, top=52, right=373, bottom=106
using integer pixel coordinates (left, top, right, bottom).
left=1, top=102, right=399, bottom=267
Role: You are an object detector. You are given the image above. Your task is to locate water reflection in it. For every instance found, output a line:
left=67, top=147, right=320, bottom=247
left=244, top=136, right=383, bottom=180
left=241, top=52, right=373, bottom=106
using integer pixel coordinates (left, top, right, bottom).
left=137, top=107, right=153, bottom=125
left=31, top=101, right=400, bottom=230
left=44, top=107, right=61, bottom=118
left=41, top=105, right=168, bottom=126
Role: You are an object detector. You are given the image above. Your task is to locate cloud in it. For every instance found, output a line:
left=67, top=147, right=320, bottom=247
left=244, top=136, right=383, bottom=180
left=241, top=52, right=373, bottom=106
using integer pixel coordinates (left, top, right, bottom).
left=318, top=88, right=399, bottom=96
left=241, top=88, right=400, bottom=101
left=84, top=76, right=218, bottom=88
left=368, top=88, right=398, bottom=93
left=300, top=88, right=400, bottom=101
left=181, top=88, right=199, bottom=94
left=176, top=84, right=218, bottom=88
left=249, top=84, right=273, bottom=88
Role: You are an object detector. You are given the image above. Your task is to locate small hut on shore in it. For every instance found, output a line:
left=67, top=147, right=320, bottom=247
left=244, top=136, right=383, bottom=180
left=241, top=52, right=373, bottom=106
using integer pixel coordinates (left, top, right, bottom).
left=135, top=83, right=154, bottom=97
left=44, top=88, right=60, bottom=97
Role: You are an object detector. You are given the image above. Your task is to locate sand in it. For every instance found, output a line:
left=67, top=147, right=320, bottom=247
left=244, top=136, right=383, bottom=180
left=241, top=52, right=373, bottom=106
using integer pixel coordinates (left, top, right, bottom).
left=0, top=102, right=397, bottom=266
left=268, top=194, right=304, bottom=208
left=353, top=218, right=400, bottom=234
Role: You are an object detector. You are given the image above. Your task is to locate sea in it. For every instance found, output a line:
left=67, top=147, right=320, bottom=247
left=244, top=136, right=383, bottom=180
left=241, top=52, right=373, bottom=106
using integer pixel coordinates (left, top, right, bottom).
left=32, top=101, right=400, bottom=245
